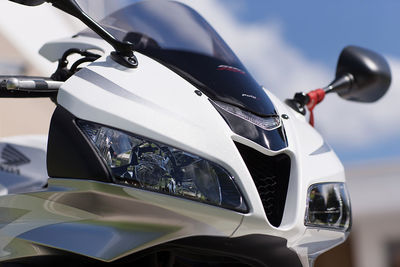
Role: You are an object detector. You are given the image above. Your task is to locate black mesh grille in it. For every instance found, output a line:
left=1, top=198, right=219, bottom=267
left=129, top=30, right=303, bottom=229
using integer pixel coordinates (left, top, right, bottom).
left=235, top=142, right=291, bottom=227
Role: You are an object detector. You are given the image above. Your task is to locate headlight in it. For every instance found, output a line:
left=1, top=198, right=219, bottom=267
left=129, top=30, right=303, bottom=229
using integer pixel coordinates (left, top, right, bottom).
left=213, top=101, right=281, bottom=131
left=77, top=120, right=247, bottom=212
left=305, top=182, right=351, bottom=231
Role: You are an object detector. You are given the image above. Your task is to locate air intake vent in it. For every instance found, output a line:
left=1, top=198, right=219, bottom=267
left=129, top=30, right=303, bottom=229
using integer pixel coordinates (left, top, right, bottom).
left=235, top=142, right=291, bottom=227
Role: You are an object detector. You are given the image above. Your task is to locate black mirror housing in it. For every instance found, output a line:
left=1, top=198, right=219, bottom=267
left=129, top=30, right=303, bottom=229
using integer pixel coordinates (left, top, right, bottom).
left=333, top=46, right=391, bottom=102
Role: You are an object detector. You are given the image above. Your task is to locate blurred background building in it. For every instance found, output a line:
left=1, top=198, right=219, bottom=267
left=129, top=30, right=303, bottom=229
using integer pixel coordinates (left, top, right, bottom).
left=316, top=159, right=400, bottom=267
left=0, top=1, right=399, bottom=267
left=0, top=20, right=54, bottom=138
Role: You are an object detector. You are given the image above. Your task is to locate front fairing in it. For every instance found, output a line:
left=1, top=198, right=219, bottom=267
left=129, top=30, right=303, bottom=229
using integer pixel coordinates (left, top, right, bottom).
left=1, top=1, right=350, bottom=265
left=80, top=1, right=277, bottom=116
left=80, top=0, right=288, bottom=151
left=0, top=42, right=349, bottom=265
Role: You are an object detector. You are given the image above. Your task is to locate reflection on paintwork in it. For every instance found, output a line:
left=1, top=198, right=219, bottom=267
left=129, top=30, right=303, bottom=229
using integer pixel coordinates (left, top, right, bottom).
left=18, top=220, right=173, bottom=260
left=0, top=178, right=242, bottom=262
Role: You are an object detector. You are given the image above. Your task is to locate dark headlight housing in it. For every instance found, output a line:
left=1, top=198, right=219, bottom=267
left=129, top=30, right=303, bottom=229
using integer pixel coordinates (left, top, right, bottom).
left=77, top=120, right=248, bottom=212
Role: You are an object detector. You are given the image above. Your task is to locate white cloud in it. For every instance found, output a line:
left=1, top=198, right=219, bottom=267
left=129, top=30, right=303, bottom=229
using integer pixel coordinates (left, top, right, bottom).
left=180, top=0, right=400, bottom=149
left=2, top=0, right=398, bottom=149
left=317, top=57, right=400, bottom=147
left=179, top=0, right=331, bottom=96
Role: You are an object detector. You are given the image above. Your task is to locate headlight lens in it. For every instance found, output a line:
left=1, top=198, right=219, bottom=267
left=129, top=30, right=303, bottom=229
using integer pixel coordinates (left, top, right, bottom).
left=305, top=182, right=351, bottom=231
left=77, top=120, right=247, bottom=212
left=213, top=101, right=281, bottom=131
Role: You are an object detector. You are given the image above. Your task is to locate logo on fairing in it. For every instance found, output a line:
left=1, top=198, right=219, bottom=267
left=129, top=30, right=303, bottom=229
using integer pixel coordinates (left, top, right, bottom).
left=217, top=65, right=246, bottom=75
left=0, top=144, right=30, bottom=175
left=242, top=93, right=257, bottom=100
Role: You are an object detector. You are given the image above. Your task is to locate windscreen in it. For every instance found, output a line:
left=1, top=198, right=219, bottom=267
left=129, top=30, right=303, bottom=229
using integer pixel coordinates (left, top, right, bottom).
left=81, top=0, right=277, bottom=116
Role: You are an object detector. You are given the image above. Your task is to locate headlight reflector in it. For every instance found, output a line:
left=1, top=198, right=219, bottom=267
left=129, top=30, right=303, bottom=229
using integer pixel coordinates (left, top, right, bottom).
left=77, top=120, right=247, bottom=212
left=305, top=182, right=351, bottom=231
left=213, top=101, right=281, bottom=131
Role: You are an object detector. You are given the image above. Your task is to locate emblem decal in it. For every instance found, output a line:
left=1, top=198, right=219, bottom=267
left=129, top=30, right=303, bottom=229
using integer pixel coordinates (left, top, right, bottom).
left=217, top=65, right=246, bottom=75
left=242, top=93, right=257, bottom=100
left=0, top=144, right=30, bottom=175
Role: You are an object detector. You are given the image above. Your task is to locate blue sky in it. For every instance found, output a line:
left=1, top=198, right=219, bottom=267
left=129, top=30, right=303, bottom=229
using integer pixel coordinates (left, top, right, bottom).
left=221, top=0, right=400, bottom=65
left=2, top=0, right=398, bottom=164
left=210, top=0, right=400, bottom=164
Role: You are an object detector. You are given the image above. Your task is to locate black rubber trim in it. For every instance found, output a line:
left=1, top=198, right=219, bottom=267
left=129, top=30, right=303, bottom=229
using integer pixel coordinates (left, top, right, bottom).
left=1, top=235, right=302, bottom=267
left=47, top=106, right=112, bottom=182
left=33, top=80, right=48, bottom=90
left=161, top=235, right=303, bottom=267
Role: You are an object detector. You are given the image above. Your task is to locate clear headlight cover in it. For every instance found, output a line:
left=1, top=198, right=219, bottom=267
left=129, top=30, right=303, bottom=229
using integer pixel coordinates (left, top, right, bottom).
left=77, top=120, right=247, bottom=212
left=305, top=182, right=351, bottom=231
left=213, top=101, right=281, bottom=131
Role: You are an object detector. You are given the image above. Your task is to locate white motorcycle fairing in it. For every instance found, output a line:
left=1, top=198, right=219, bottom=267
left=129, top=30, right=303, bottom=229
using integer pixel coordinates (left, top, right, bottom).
left=0, top=33, right=348, bottom=267
left=0, top=1, right=362, bottom=266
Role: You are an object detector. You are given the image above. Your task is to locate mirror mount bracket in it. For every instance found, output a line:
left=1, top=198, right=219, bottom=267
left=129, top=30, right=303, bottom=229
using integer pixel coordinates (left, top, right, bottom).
left=285, top=89, right=325, bottom=126
left=285, top=92, right=308, bottom=115
left=48, top=0, right=138, bottom=68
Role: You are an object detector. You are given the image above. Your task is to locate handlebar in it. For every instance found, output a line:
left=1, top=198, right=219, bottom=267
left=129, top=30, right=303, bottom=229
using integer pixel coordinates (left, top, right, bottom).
left=0, top=76, right=60, bottom=98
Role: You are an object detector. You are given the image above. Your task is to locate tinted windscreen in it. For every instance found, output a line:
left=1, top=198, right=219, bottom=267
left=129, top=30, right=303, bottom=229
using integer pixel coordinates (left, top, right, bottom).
left=81, top=1, right=276, bottom=116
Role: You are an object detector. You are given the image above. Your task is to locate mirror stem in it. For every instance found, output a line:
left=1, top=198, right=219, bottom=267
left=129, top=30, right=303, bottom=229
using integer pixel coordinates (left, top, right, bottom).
left=324, top=73, right=354, bottom=94
left=49, top=0, right=138, bottom=68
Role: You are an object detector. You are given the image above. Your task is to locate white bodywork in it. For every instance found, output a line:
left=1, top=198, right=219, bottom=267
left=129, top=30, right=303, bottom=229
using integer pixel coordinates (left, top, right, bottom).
left=0, top=35, right=348, bottom=267
left=47, top=36, right=347, bottom=266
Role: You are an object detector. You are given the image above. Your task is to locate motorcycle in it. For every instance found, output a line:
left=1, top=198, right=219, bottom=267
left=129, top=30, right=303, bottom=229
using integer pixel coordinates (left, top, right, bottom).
left=0, top=1, right=391, bottom=267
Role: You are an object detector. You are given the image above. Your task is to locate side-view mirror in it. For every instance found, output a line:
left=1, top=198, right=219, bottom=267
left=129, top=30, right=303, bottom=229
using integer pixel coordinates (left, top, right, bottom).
left=9, top=0, right=45, bottom=6
left=285, top=45, right=392, bottom=126
left=327, top=46, right=391, bottom=102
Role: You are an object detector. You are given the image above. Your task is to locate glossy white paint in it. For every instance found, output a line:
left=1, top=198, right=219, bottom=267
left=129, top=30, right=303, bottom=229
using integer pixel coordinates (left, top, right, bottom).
left=0, top=34, right=350, bottom=266
left=52, top=35, right=348, bottom=265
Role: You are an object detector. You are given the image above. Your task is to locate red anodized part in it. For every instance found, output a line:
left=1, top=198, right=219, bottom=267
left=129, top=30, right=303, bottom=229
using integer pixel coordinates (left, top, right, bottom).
left=306, top=89, right=325, bottom=127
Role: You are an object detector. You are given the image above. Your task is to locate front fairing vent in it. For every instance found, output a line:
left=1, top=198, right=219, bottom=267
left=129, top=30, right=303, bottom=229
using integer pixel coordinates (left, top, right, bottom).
left=235, top=142, right=291, bottom=227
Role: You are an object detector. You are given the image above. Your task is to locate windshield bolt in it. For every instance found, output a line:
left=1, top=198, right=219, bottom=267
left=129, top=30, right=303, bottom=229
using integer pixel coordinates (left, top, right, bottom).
left=194, top=90, right=202, bottom=96
left=282, top=114, right=289, bottom=120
